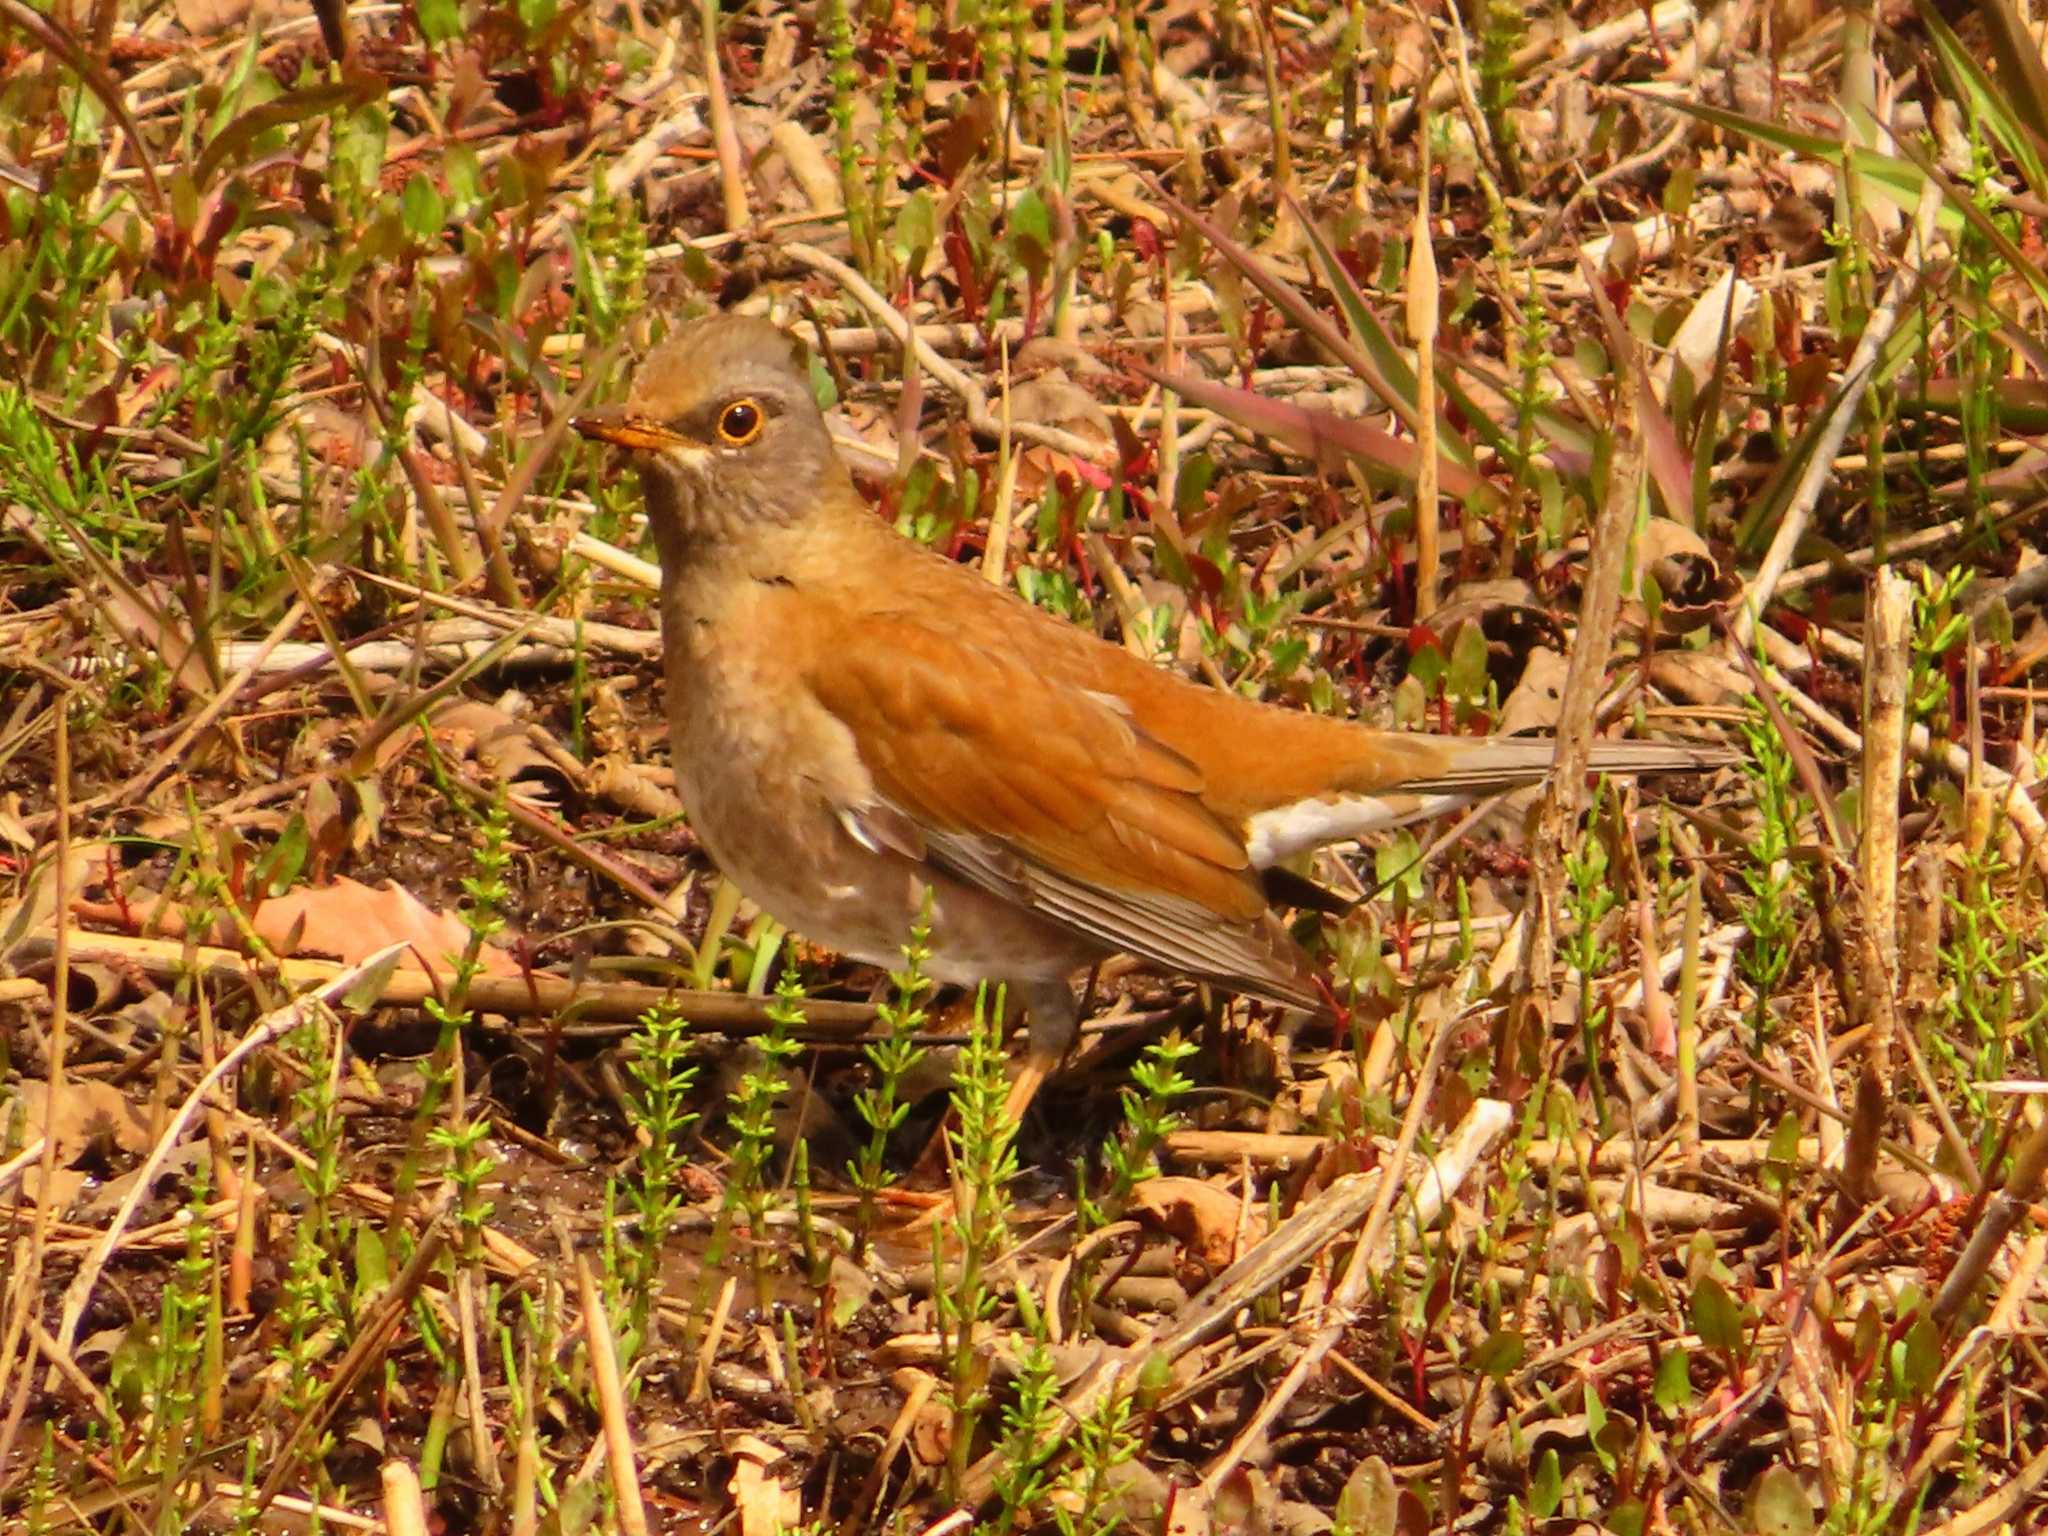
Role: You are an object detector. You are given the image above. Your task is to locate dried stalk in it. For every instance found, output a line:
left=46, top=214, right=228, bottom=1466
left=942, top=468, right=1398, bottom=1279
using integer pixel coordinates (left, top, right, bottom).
left=1838, top=568, right=1913, bottom=1214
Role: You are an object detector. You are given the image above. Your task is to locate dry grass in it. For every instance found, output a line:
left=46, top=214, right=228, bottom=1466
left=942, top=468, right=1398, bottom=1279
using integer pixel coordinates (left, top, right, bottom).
left=4, top=0, right=2048, bottom=1531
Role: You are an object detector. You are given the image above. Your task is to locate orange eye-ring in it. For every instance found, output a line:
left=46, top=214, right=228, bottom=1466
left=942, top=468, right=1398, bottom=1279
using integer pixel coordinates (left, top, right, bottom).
left=716, top=398, right=764, bottom=446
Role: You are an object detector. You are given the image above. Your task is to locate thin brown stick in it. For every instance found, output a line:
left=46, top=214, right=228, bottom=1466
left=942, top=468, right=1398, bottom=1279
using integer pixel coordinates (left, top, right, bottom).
left=1199, top=1025, right=1493, bottom=1492
left=1839, top=568, right=1913, bottom=1216
left=700, top=0, right=751, bottom=233
left=579, top=1251, right=653, bottom=1536
left=0, top=697, right=69, bottom=1467
left=21, top=929, right=881, bottom=1032
left=1517, top=270, right=1641, bottom=999
left=47, top=945, right=410, bottom=1364
left=255, top=1205, right=453, bottom=1514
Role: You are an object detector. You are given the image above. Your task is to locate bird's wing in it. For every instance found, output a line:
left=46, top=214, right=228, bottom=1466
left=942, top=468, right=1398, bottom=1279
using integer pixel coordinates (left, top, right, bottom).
left=806, top=614, right=1321, bottom=1010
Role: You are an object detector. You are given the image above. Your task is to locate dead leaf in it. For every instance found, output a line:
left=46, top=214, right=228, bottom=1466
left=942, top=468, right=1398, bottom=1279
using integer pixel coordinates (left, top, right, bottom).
left=729, top=1435, right=801, bottom=1536
left=1334, top=1457, right=1398, bottom=1536
left=76, top=875, right=519, bottom=979
left=1013, top=336, right=1111, bottom=377
left=1129, top=1175, right=1256, bottom=1268
left=767, top=121, right=840, bottom=214
left=1643, top=649, right=1750, bottom=708
left=909, top=1393, right=952, bottom=1466
left=0, top=793, right=34, bottom=852
left=1007, top=367, right=1114, bottom=444
left=99, top=578, right=212, bottom=699
left=175, top=0, right=255, bottom=37
left=1495, top=647, right=1570, bottom=737
left=431, top=699, right=571, bottom=805
left=250, top=877, right=521, bottom=978
left=1663, top=269, right=1758, bottom=391
left=302, top=774, right=351, bottom=883
left=1166, top=1483, right=1213, bottom=1536
left=587, top=755, right=683, bottom=820
left=1211, top=1465, right=1278, bottom=1536
left=11, top=1077, right=151, bottom=1209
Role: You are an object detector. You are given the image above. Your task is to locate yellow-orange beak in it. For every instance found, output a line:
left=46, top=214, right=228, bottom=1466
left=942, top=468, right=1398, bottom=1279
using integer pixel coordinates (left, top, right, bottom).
left=572, top=408, right=687, bottom=454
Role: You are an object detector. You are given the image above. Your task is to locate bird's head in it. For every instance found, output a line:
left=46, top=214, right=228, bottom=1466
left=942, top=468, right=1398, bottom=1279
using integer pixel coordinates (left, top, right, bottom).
left=574, top=313, right=844, bottom=548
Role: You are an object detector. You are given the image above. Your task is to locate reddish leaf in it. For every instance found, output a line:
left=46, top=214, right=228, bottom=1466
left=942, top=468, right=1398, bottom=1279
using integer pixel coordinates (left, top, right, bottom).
left=1136, top=361, right=1500, bottom=509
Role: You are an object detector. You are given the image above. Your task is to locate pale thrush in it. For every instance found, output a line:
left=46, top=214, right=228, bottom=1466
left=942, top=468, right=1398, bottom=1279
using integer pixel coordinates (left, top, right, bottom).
left=574, top=313, right=1728, bottom=1114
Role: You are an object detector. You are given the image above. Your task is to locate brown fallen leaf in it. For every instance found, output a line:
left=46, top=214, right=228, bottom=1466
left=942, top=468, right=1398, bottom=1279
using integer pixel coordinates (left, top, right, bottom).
left=250, top=877, right=522, bottom=977
left=430, top=699, right=573, bottom=806
left=728, top=1435, right=801, bottom=1536
left=13, top=1077, right=151, bottom=1210
left=586, top=754, right=683, bottom=820
left=76, top=875, right=519, bottom=979
left=1129, top=1175, right=1259, bottom=1269
left=1495, top=646, right=1571, bottom=737
left=175, top=0, right=256, bottom=36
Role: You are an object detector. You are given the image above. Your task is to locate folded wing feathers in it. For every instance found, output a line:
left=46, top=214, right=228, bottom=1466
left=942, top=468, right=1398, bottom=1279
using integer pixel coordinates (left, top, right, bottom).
left=919, top=822, right=1323, bottom=1011
left=1386, top=737, right=1734, bottom=795
left=826, top=620, right=1729, bottom=1010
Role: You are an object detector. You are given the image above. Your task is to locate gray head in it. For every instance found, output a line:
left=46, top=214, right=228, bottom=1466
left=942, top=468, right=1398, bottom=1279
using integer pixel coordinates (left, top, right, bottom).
left=573, top=313, right=847, bottom=551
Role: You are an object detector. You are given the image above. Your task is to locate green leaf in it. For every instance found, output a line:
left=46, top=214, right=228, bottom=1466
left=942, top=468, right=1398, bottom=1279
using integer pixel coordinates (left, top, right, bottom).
left=354, top=1221, right=390, bottom=1303
left=1393, top=673, right=1427, bottom=728
left=1175, top=454, right=1217, bottom=518
left=195, top=69, right=384, bottom=190
left=1408, top=642, right=1446, bottom=692
left=1447, top=620, right=1489, bottom=703
left=340, top=944, right=408, bottom=1013
left=417, top=0, right=461, bottom=42
left=201, top=27, right=266, bottom=142
left=1470, top=1327, right=1526, bottom=1378
left=1762, top=1110, right=1802, bottom=1194
left=893, top=188, right=937, bottom=267
left=402, top=171, right=447, bottom=243
left=555, top=1474, right=602, bottom=1534
left=808, top=354, right=839, bottom=411
left=444, top=142, right=483, bottom=215
left=1747, top=1465, right=1815, bottom=1536
left=1652, top=1345, right=1692, bottom=1412
left=1689, top=1273, right=1746, bottom=1355
left=255, top=814, right=310, bottom=898
left=1375, top=830, right=1424, bottom=906
left=1135, top=1348, right=1174, bottom=1399
left=1529, top=1448, right=1563, bottom=1519
left=1893, top=1314, right=1941, bottom=1400
left=1007, top=189, right=1053, bottom=286
left=1335, top=1456, right=1397, bottom=1536
left=1583, top=1379, right=1612, bottom=1474
left=331, top=102, right=392, bottom=205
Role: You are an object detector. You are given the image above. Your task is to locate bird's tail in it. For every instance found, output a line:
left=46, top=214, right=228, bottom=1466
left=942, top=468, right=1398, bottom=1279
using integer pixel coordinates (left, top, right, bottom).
left=1403, top=736, right=1739, bottom=793
left=1244, top=734, right=1734, bottom=867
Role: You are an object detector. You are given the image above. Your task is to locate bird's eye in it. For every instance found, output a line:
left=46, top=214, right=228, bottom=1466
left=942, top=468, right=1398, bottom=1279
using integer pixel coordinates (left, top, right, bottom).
left=716, top=398, right=764, bottom=446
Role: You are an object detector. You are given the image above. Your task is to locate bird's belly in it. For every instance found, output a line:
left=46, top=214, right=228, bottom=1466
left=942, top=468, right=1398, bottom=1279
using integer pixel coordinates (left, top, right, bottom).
left=671, top=708, right=1095, bottom=987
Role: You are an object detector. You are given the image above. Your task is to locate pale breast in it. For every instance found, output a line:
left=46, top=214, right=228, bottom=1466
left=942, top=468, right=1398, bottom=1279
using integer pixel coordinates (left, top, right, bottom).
left=660, top=575, right=1096, bottom=985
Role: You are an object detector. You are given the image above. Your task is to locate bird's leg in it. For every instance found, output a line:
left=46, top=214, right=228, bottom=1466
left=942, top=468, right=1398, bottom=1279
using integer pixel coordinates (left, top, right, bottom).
left=908, top=980, right=1080, bottom=1191
left=1001, top=979, right=1080, bottom=1129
